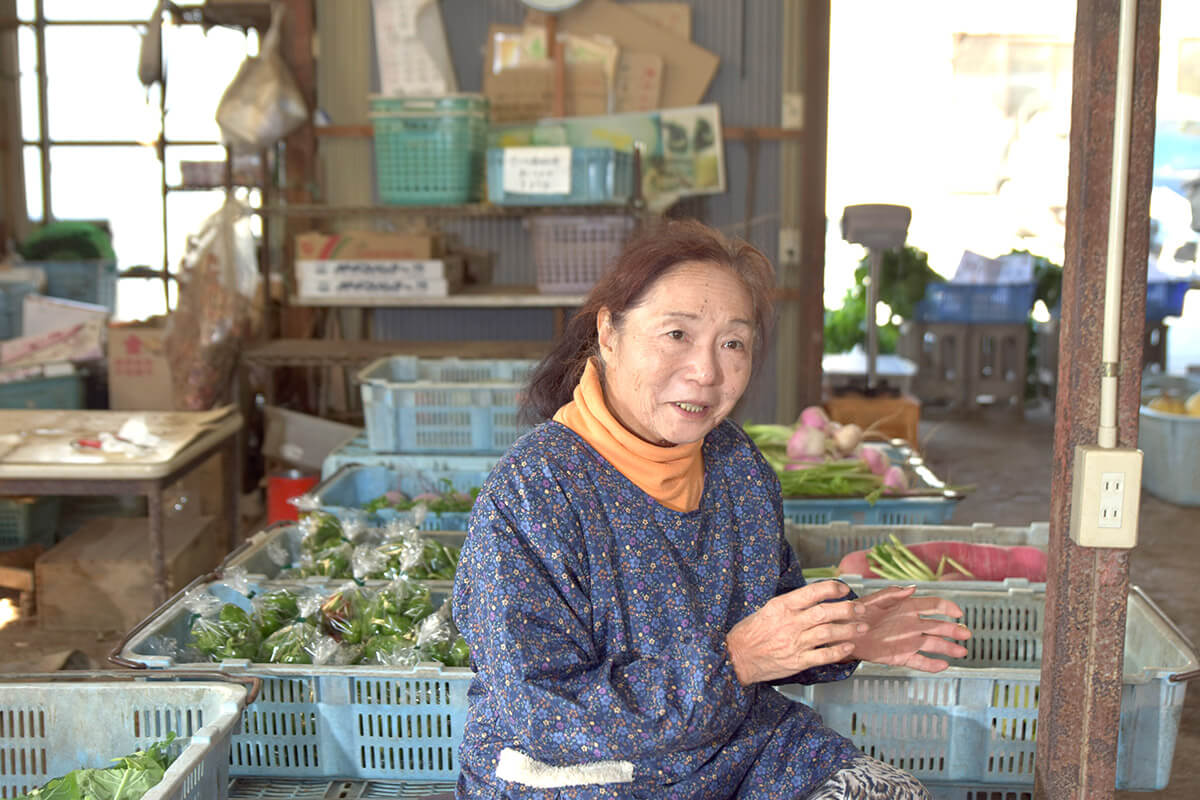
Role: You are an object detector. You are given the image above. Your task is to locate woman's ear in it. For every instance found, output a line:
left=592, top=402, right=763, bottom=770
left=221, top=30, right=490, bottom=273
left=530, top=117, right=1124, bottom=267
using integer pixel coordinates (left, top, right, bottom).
left=597, top=308, right=614, bottom=356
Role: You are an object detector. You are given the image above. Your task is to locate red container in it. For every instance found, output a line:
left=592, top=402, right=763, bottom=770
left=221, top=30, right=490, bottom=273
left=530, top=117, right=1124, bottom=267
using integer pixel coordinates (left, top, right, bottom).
left=267, top=470, right=319, bottom=523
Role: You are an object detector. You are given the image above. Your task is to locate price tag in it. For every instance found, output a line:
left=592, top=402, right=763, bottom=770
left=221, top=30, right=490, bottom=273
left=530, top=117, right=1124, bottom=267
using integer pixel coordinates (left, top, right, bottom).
left=503, top=147, right=572, bottom=195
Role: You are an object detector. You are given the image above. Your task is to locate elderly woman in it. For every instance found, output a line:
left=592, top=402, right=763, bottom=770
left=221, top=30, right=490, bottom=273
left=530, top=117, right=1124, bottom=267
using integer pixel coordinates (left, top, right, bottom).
left=453, top=220, right=971, bottom=799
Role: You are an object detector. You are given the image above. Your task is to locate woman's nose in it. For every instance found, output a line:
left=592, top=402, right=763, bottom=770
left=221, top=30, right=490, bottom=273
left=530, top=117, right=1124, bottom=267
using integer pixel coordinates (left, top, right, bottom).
left=689, top=346, right=721, bottom=384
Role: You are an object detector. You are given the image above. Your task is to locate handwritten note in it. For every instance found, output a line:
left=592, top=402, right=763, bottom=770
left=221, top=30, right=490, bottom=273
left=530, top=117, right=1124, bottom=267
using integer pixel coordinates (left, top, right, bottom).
left=503, top=147, right=573, bottom=195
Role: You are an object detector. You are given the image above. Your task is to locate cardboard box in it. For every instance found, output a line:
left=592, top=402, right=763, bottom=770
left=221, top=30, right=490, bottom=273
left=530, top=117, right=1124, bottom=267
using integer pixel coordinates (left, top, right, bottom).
left=22, top=294, right=109, bottom=338
left=483, top=24, right=609, bottom=123
left=614, top=52, right=664, bottom=112
left=0, top=318, right=105, bottom=368
left=293, top=256, right=466, bottom=304
left=628, top=2, right=692, bottom=40
left=262, top=406, right=359, bottom=474
left=530, top=1, right=719, bottom=108
left=107, top=318, right=175, bottom=410
left=295, top=231, right=443, bottom=261
left=36, top=514, right=219, bottom=632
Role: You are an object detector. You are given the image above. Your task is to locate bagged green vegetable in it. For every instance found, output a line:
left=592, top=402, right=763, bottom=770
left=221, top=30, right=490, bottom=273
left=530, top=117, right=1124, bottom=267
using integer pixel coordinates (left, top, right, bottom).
left=252, top=588, right=301, bottom=637
left=188, top=603, right=261, bottom=661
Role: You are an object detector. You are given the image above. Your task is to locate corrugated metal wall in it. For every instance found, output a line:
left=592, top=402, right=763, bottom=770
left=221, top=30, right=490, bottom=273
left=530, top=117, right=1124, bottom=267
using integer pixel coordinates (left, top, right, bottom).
left=315, top=0, right=788, bottom=421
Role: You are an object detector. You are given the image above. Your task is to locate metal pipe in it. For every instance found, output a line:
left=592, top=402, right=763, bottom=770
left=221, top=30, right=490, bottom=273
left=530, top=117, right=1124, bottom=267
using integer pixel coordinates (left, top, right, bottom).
left=1098, top=0, right=1138, bottom=449
left=33, top=0, right=48, bottom=221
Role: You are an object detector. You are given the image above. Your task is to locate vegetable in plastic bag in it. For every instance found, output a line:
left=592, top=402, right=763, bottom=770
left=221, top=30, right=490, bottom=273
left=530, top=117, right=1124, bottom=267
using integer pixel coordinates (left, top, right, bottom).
left=252, top=588, right=301, bottom=637
left=189, top=603, right=261, bottom=661
left=258, top=620, right=320, bottom=664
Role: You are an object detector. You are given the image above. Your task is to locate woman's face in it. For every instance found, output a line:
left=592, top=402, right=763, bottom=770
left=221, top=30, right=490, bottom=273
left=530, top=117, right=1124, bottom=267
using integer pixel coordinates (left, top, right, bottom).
left=597, top=260, right=755, bottom=446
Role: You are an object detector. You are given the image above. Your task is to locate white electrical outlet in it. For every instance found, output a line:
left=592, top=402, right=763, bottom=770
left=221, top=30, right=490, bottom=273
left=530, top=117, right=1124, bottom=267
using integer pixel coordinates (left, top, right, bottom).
left=1069, top=445, right=1143, bottom=548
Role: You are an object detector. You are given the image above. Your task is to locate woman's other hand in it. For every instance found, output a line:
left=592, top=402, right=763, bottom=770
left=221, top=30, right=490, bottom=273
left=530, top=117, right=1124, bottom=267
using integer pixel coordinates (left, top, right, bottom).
left=724, top=580, right=866, bottom=685
left=847, top=585, right=972, bottom=673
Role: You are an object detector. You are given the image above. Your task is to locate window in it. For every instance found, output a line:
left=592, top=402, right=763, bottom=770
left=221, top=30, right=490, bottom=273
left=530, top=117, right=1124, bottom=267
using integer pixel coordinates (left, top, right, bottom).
left=16, top=6, right=261, bottom=320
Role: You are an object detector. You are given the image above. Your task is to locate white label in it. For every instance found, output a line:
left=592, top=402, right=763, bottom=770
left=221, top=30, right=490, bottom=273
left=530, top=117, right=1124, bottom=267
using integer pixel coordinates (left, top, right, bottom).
left=782, top=92, right=804, bottom=130
left=503, top=147, right=572, bottom=195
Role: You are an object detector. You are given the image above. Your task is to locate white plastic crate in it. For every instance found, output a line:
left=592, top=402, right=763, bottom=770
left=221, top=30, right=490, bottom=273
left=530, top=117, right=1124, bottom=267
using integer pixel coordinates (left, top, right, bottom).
left=529, top=215, right=636, bottom=294
left=229, top=777, right=457, bottom=798
left=116, top=577, right=472, bottom=782
left=777, top=583, right=1197, bottom=792
left=356, top=356, right=537, bottom=454
left=786, top=520, right=1049, bottom=573
left=0, top=674, right=250, bottom=800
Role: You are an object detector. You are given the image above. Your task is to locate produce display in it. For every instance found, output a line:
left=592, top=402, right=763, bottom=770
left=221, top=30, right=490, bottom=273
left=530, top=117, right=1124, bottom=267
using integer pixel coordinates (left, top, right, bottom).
left=1144, top=389, right=1200, bottom=417
left=744, top=406, right=967, bottom=501
left=278, top=511, right=460, bottom=582
left=363, top=478, right=480, bottom=514
left=803, top=535, right=1048, bottom=583
left=183, top=576, right=470, bottom=668
left=16, top=734, right=177, bottom=800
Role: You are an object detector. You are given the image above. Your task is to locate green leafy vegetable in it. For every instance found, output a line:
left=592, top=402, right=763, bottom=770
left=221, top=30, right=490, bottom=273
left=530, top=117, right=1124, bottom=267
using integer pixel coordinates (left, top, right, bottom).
left=16, top=734, right=176, bottom=800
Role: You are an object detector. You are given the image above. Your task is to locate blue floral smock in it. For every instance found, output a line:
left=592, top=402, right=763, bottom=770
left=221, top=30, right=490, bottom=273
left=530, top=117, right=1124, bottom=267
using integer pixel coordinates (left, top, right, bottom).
left=452, top=419, right=862, bottom=799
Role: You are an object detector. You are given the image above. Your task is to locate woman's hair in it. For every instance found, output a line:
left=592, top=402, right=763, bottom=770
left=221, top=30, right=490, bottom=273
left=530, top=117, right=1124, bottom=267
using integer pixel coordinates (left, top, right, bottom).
left=522, top=218, right=777, bottom=423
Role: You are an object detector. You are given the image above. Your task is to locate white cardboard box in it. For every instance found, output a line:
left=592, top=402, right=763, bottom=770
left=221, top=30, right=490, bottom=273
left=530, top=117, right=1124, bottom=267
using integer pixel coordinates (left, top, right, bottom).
left=294, top=256, right=464, bottom=303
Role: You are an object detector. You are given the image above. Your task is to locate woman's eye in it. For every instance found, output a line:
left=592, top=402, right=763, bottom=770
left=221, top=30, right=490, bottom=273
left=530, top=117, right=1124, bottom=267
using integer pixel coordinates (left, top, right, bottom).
left=723, top=339, right=745, bottom=350
left=666, top=330, right=685, bottom=340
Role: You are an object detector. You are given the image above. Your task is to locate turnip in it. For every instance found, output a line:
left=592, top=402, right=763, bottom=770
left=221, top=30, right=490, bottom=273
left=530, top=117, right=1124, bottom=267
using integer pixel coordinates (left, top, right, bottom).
left=859, top=445, right=889, bottom=475
left=830, top=423, right=863, bottom=455
left=799, top=405, right=831, bottom=431
left=786, top=424, right=826, bottom=460
left=882, top=465, right=909, bottom=492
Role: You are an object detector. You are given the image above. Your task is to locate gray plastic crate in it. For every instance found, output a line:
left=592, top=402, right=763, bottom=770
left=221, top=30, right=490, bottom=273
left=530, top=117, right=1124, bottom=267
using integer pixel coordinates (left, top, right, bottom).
left=778, top=583, right=1196, bottom=792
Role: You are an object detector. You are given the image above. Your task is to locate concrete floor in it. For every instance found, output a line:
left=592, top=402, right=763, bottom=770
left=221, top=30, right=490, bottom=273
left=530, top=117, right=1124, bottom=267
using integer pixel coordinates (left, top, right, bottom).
left=918, top=404, right=1200, bottom=800
left=0, top=404, right=1197, bottom=797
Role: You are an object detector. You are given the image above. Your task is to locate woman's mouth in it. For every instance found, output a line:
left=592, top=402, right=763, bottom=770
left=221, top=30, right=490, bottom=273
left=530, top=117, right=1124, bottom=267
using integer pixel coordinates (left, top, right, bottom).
left=674, top=402, right=707, bottom=415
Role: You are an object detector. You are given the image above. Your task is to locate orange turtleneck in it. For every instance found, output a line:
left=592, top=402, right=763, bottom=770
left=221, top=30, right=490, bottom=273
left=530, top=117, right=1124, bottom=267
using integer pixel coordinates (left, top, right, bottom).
left=552, top=358, right=705, bottom=512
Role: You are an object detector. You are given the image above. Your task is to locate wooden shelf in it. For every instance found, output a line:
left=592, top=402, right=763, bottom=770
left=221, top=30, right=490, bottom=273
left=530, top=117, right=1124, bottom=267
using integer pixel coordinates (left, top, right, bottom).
left=243, top=338, right=551, bottom=368
left=291, top=285, right=586, bottom=308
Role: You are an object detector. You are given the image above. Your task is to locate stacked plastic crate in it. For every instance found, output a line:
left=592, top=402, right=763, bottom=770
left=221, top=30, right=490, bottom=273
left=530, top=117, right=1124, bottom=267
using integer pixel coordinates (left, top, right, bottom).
left=899, top=275, right=1036, bottom=413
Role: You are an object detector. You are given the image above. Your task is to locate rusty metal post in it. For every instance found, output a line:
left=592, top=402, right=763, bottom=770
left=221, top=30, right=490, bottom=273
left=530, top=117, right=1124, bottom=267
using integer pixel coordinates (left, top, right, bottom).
left=1035, top=0, right=1159, bottom=797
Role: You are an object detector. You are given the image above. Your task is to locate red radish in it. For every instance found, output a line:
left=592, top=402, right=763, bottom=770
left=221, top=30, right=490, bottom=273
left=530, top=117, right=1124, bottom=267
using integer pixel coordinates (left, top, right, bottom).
left=882, top=465, right=909, bottom=491
left=413, top=492, right=442, bottom=503
left=786, top=424, right=826, bottom=459
left=799, top=406, right=831, bottom=431
left=835, top=541, right=1048, bottom=582
left=860, top=445, right=889, bottom=475
left=785, top=460, right=824, bottom=471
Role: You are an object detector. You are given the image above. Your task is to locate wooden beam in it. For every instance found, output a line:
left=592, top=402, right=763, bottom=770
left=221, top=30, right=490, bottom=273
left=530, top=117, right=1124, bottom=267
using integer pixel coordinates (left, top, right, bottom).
left=1035, top=1, right=1160, bottom=797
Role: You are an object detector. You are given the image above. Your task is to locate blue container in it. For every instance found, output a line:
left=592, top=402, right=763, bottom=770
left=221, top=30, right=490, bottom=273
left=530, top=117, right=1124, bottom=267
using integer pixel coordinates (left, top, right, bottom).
left=312, top=463, right=488, bottom=531
left=24, top=260, right=117, bottom=310
left=369, top=95, right=488, bottom=206
left=356, top=356, right=537, bottom=455
left=0, top=496, right=60, bottom=549
left=1139, top=374, right=1200, bottom=506
left=781, top=495, right=959, bottom=526
left=487, top=147, right=634, bottom=206
left=915, top=282, right=1036, bottom=323
left=0, top=372, right=86, bottom=409
left=322, top=433, right=502, bottom=480
left=0, top=279, right=40, bottom=340
left=1145, top=279, right=1189, bottom=320
left=119, top=577, right=472, bottom=782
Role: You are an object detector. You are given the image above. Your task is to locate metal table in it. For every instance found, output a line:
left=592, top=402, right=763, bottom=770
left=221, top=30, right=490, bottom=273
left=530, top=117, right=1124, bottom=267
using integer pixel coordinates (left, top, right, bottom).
left=0, top=409, right=243, bottom=605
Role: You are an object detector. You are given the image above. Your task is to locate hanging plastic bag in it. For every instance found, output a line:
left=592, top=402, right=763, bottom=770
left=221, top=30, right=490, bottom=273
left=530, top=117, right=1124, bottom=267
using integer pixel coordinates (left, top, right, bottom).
left=166, top=196, right=262, bottom=410
left=215, top=3, right=308, bottom=152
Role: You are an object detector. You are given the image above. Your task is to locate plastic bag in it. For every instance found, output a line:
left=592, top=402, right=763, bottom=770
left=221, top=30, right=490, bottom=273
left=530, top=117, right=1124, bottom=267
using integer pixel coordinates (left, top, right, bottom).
left=166, top=197, right=262, bottom=410
left=216, top=3, right=308, bottom=152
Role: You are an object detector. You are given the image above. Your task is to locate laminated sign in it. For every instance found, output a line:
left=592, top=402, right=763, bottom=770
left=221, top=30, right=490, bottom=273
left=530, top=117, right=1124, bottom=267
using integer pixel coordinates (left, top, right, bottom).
left=503, top=147, right=572, bottom=195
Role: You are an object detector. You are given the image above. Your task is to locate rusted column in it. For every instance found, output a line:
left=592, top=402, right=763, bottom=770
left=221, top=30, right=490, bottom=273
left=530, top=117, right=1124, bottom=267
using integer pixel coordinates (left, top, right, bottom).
left=1035, top=0, right=1158, bottom=797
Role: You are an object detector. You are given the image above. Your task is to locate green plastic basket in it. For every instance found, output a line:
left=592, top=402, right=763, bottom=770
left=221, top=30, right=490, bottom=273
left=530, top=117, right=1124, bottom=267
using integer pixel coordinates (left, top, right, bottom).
left=369, top=95, right=488, bottom=206
left=0, top=373, right=86, bottom=409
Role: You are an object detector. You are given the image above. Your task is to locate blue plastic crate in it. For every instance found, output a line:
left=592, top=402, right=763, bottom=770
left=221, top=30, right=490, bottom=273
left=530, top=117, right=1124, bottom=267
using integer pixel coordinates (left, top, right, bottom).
left=357, top=356, right=537, bottom=454
left=915, top=282, right=1036, bottom=323
left=487, top=147, right=634, bottom=205
left=118, top=577, right=472, bottom=782
left=0, top=495, right=60, bottom=549
left=0, top=278, right=40, bottom=339
left=781, top=494, right=959, bottom=526
left=777, top=584, right=1196, bottom=792
left=1145, top=279, right=1189, bottom=320
left=369, top=95, right=487, bottom=206
left=0, top=372, right=85, bottom=409
left=312, top=463, right=487, bottom=530
left=24, top=259, right=117, bottom=310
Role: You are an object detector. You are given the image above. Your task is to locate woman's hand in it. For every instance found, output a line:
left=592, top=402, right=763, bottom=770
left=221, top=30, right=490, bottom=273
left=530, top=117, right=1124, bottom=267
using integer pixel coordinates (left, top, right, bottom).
left=724, top=580, right=867, bottom=686
left=847, top=585, right=972, bottom=672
